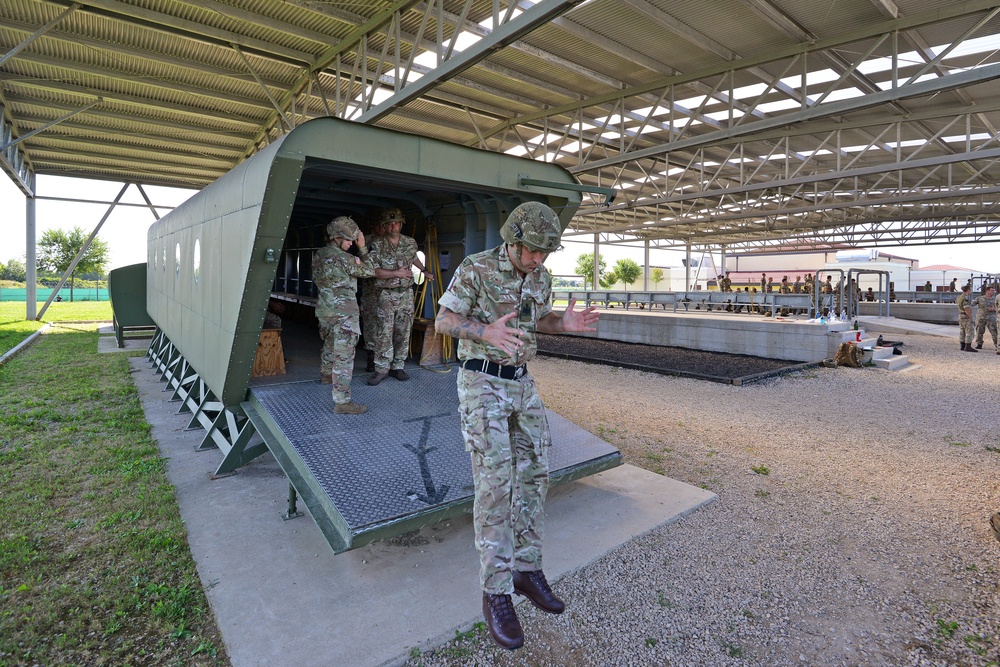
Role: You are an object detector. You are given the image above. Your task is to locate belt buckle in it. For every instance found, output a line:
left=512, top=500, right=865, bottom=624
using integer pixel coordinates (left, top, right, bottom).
left=513, top=364, right=525, bottom=380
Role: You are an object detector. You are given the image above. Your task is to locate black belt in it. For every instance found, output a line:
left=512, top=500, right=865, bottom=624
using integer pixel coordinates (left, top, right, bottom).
left=463, top=358, right=527, bottom=380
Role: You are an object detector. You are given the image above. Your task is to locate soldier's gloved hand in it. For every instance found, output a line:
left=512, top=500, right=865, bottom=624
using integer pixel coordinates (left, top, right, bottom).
left=356, top=231, right=365, bottom=247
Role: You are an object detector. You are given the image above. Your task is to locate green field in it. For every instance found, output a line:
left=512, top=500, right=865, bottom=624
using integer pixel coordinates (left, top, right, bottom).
left=0, top=314, right=228, bottom=666
left=0, top=302, right=113, bottom=357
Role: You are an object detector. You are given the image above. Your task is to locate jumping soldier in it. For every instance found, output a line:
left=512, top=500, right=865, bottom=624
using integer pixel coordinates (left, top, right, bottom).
left=435, top=201, right=599, bottom=650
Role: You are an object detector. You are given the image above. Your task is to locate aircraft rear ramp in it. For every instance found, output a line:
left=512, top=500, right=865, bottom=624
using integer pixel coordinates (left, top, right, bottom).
left=243, top=368, right=621, bottom=553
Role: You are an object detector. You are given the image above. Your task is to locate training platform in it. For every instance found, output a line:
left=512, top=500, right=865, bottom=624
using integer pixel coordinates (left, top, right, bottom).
left=243, top=367, right=622, bottom=554
left=570, top=307, right=858, bottom=363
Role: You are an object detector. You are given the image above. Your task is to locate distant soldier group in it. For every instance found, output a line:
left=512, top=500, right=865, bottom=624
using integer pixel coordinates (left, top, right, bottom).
left=312, top=207, right=432, bottom=414
left=959, top=282, right=999, bottom=353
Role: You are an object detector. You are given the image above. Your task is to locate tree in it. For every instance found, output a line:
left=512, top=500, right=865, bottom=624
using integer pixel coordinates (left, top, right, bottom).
left=1, top=257, right=27, bottom=282
left=575, top=253, right=606, bottom=290
left=651, top=267, right=664, bottom=289
left=599, top=268, right=618, bottom=289
left=614, top=258, right=642, bottom=288
left=37, top=227, right=110, bottom=301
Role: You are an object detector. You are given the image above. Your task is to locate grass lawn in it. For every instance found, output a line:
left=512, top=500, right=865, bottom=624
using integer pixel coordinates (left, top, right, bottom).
left=0, top=302, right=113, bottom=357
left=0, top=321, right=229, bottom=666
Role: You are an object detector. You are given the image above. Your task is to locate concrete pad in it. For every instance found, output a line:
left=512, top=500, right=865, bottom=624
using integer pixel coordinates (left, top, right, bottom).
left=130, top=357, right=716, bottom=667
left=856, top=315, right=955, bottom=338
left=97, top=335, right=152, bottom=353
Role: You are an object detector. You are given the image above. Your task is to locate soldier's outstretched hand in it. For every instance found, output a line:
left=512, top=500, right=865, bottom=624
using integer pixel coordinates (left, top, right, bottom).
left=561, top=298, right=599, bottom=332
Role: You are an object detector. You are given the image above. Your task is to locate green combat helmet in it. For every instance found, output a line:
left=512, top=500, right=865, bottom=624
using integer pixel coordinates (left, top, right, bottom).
left=327, top=215, right=359, bottom=241
left=380, top=207, right=405, bottom=224
left=500, top=202, right=562, bottom=252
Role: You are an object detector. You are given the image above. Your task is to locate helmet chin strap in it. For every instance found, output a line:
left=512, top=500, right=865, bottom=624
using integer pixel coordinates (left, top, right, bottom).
left=507, top=243, right=528, bottom=276
left=509, top=243, right=546, bottom=277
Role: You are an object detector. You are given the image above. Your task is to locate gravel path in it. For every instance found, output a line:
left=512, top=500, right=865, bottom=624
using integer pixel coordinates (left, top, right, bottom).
left=403, top=332, right=1000, bottom=667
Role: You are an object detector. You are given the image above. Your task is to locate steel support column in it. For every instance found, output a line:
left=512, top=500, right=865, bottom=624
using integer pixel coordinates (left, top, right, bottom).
left=25, top=194, right=36, bottom=320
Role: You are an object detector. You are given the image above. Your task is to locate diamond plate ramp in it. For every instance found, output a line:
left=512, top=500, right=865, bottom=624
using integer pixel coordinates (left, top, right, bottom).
left=243, top=368, right=621, bottom=553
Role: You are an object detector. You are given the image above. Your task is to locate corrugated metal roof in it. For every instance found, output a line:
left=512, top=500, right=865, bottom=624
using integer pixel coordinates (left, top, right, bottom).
left=1, top=0, right=999, bottom=251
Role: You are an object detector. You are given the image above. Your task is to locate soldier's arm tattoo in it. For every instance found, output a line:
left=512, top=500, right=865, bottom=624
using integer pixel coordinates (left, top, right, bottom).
left=435, top=307, right=486, bottom=341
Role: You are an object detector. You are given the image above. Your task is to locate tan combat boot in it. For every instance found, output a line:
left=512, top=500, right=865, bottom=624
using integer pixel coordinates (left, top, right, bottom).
left=334, top=402, right=367, bottom=415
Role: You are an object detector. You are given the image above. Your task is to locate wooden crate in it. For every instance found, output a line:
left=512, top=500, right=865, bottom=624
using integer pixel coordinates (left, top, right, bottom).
left=252, top=328, right=286, bottom=377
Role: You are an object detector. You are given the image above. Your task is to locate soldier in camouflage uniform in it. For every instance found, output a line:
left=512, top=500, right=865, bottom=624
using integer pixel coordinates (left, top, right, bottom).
left=974, top=285, right=998, bottom=351
left=957, top=283, right=977, bottom=352
left=436, top=202, right=599, bottom=651
left=994, top=287, right=1000, bottom=355
left=367, top=207, right=432, bottom=385
left=312, top=216, right=375, bottom=414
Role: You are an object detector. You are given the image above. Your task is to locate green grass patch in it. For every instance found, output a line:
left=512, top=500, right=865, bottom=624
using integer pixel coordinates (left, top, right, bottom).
left=0, top=302, right=114, bottom=357
left=0, top=322, right=227, bottom=666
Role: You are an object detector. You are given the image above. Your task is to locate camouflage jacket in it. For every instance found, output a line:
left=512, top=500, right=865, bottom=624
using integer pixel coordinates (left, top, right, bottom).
left=369, top=234, right=418, bottom=290
left=977, top=294, right=998, bottom=321
left=312, top=243, right=375, bottom=328
left=438, top=244, right=553, bottom=366
left=957, top=292, right=973, bottom=319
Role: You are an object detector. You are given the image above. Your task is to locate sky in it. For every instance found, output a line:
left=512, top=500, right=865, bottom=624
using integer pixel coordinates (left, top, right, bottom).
left=2, top=172, right=999, bottom=280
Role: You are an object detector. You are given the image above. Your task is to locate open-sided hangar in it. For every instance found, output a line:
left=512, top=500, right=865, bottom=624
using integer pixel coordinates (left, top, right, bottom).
left=4, top=0, right=1000, bottom=545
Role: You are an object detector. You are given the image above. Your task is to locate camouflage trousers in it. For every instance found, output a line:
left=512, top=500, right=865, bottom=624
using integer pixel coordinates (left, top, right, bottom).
left=976, top=316, right=998, bottom=349
left=959, top=315, right=975, bottom=344
left=457, top=368, right=551, bottom=595
left=318, top=318, right=359, bottom=404
left=372, top=287, right=414, bottom=372
left=360, top=284, right=378, bottom=352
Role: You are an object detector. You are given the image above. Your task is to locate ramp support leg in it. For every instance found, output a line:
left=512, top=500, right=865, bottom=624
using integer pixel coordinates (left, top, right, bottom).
left=283, top=483, right=304, bottom=521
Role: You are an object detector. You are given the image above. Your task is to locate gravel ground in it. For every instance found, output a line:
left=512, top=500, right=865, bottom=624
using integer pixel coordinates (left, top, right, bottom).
left=537, top=333, right=804, bottom=381
left=403, top=332, right=1000, bottom=667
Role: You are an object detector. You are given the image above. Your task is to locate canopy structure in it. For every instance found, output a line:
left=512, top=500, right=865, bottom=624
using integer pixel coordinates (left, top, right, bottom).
left=3, top=0, right=1000, bottom=256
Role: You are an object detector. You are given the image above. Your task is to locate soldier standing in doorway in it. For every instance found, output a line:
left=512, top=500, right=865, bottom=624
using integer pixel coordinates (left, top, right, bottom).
left=367, top=207, right=433, bottom=385
left=313, top=216, right=375, bottom=414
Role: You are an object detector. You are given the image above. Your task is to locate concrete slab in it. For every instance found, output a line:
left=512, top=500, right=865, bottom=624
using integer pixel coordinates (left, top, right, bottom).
left=97, top=335, right=152, bottom=353
left=568, top=308, right=850, bottom=362
left=129, top=357, right=716, bottom=667
left=855, top=315, right=956, bottom=338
